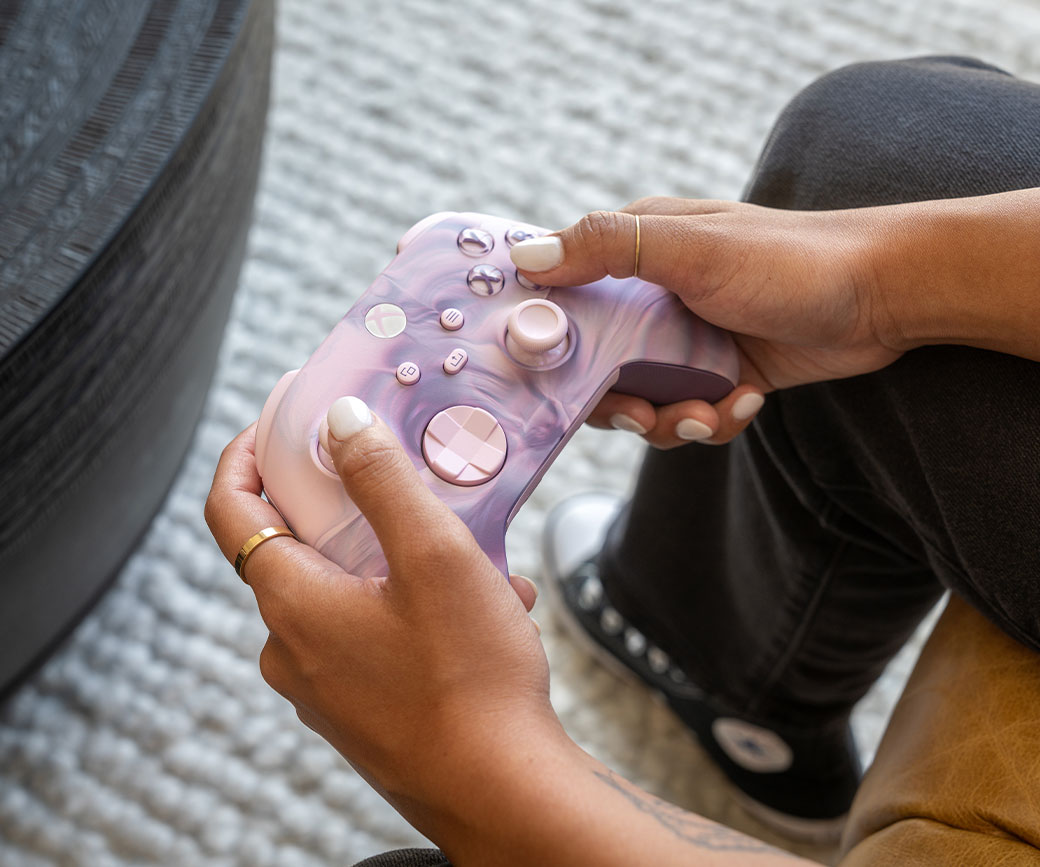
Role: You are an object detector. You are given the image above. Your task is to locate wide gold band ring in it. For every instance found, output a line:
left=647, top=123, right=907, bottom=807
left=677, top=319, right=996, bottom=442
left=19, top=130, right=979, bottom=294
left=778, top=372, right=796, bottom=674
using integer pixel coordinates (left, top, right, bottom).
left=234, top=526, right=295, bottom=581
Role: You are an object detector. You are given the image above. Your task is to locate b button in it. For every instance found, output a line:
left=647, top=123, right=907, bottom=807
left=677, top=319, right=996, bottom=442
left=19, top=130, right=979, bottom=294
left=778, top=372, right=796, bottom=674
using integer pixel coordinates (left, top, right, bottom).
left=505, top=226, right=539, bottom=247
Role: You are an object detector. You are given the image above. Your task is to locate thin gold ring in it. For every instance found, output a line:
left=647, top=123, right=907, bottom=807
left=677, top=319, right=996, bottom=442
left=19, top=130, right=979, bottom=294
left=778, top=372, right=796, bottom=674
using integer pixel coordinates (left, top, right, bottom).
left=633, top=214, right=641, bottom=278
left=235, top=526, right=295, bottom=582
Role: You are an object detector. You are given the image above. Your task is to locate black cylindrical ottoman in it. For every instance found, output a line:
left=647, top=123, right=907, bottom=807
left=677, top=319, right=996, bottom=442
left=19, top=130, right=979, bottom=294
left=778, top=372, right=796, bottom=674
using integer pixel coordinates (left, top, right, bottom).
left=0, top=0, right=274, bottom=697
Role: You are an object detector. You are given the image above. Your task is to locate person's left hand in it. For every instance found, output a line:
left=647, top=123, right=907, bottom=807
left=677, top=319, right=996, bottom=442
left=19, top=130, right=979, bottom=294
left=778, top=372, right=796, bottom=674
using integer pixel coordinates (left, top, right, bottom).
left=204, top=402, right=566, bottom=837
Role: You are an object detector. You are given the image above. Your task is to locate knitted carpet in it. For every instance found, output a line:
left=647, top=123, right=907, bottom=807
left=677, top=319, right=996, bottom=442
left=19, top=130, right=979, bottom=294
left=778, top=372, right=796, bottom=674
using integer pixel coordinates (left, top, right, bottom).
left=3, top=0, right=1039, bottom=864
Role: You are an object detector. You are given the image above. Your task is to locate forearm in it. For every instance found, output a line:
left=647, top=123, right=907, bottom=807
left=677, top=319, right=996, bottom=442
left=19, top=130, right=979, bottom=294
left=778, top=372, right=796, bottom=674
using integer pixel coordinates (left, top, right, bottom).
left=427, top=732, right=816, bottom=867
left=865, top=187, right=1040, bottom=362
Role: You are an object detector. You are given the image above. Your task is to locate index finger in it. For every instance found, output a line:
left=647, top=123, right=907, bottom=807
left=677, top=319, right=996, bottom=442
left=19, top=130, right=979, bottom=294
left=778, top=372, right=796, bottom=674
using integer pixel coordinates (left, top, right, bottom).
left=204, top=424, right=329, bottom=591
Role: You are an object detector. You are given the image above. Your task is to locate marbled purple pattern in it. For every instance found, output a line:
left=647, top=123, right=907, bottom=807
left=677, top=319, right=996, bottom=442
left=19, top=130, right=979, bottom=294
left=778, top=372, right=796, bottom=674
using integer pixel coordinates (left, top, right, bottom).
left=255, top=212, right=739, bottom=577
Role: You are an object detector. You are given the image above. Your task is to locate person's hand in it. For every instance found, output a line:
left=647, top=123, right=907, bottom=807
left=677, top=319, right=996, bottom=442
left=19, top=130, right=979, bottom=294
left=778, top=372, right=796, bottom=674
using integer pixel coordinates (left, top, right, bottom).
left=510, top=198, right=901, bottom=447
left=204, top=404, right=569, bottom=839
left=206, top=401, right=835, bottom=865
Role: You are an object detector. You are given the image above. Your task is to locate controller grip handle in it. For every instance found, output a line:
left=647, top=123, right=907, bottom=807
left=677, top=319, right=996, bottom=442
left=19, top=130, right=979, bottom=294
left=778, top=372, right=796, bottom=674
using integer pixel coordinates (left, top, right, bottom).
left=613, top=360, right=734, bottom=406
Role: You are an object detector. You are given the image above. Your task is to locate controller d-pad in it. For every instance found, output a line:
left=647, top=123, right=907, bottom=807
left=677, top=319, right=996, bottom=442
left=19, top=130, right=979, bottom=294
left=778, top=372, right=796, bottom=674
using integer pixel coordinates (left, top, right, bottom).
left=422, top=405, right=507, bottom=486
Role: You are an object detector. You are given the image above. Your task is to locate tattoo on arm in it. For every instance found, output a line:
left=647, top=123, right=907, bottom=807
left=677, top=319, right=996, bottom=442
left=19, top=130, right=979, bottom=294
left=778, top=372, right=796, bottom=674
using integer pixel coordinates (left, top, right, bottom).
left=593, top=770, right=801, bottom=859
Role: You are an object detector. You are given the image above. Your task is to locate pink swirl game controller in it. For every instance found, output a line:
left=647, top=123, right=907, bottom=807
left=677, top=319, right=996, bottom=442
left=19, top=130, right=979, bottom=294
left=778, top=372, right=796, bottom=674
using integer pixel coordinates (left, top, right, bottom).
left=254, top=212, right=739, bottom=578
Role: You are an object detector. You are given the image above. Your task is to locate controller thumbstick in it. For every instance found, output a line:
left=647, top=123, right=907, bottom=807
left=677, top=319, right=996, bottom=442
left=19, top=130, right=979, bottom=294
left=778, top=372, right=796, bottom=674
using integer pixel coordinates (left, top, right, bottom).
left=505, top=299, right=570, bottom=367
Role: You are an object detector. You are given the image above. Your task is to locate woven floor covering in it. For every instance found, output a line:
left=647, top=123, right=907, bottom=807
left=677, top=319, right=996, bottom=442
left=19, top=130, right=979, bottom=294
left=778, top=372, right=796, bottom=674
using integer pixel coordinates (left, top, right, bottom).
left=3, top=1, right=1040, bottom=864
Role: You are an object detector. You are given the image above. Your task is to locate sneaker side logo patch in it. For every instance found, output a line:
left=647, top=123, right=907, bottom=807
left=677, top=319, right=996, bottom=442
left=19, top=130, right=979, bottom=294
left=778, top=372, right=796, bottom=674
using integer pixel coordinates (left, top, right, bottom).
left=711, top=718, right=793, bottom=773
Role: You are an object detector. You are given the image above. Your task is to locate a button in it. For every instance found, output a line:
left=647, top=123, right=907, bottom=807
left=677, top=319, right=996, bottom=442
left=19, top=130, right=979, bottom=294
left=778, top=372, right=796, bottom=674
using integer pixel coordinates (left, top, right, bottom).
left=466, top=264, right=505, bottom=296
left=443, top=348, right=468, bottom=374
left=457, top=227, right=494, bottom=257
left=439, top=308, right=465, bottom=331
left=504, top=226, right=539, bottom=247
left=396, top=361, right=421, bottom=385
left=515, top=269, right=547, bottom=292
left=422, top=405, right=507, bottom=486
left=365, top=303, right=407, bottom=339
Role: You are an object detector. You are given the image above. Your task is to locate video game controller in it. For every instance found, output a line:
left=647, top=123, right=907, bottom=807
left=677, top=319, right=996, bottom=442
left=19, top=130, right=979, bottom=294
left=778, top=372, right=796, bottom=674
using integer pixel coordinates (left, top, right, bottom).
left=254, top=212, right=739, bottom=578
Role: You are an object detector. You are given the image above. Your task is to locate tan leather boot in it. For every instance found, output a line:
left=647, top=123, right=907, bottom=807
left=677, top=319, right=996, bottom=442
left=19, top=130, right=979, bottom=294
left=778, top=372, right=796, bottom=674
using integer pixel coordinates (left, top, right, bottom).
left=840, top=595, right=1040, bottom=865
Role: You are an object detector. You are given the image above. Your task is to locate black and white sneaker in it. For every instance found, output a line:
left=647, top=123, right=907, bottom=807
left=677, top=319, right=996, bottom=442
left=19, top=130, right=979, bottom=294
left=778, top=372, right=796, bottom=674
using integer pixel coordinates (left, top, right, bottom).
left=542, top=492, right=860, bottom=845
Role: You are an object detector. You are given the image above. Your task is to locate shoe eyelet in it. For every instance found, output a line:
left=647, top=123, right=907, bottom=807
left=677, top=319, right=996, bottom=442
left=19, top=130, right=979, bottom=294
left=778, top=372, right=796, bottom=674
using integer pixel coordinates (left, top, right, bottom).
left=577, top=575, right=604, bottom=611
left=600, top=606, right=624, bottom=635
left=647, top=646, right=670, bottom=674
left=624, top=627, right=646, bottom=657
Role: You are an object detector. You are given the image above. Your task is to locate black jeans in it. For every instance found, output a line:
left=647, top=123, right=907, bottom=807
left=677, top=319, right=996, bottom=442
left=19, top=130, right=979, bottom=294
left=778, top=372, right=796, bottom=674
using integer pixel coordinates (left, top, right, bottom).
left=601, top=55, right=1040, bottom=734
left=355, top=56, right=1040, bottom=867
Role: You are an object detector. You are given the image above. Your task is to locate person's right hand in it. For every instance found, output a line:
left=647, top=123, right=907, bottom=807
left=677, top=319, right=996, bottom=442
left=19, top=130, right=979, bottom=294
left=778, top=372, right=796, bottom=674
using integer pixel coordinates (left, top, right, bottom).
left=510, top=198, right=902, bottom=447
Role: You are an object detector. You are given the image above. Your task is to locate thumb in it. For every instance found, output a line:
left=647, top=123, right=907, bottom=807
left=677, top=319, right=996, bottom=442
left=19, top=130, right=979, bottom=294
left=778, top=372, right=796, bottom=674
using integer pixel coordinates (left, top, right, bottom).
left=323, top=396, right=480, bottom=577
left=508, top=209, right=710, bottom=291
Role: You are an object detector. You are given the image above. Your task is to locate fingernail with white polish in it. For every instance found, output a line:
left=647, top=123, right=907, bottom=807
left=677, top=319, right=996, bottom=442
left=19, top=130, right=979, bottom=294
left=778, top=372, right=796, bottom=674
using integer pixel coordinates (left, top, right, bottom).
left=732, top=393, right=765, bottom=422
left=327, top=396, right=373, bottom=441
left=511, top=574, right=539, bottom=600
left=509, top=236, right=564, bottom=272
left=675, top=418, right=713, bottom=441
left=610, top=413, right=648, bottom=435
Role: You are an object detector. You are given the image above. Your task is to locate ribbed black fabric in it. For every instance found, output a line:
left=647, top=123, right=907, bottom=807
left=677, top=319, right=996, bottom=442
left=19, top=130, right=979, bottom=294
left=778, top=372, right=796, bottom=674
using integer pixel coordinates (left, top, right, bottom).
left=0, top=0, right=274, bottom=697
left=352, top=849, right=452, bottom=867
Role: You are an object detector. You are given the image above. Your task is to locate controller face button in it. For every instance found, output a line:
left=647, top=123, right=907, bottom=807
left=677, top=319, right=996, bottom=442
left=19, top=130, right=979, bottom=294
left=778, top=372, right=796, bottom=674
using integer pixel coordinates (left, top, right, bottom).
left=466, top=264, right=505, bottom=296
left=365, top=303, right=407, bottom=339
left=457, top=227, right=494, bottom=257
left=439, top=307, right=465, bottom=331
left=422, top=405, right=507, bottom=486
left=396, top=361, right=421, bottom=385
left=515, top=269, right=547, bottom=292
left=504, top=226, right=538, bottom=247
left=443, top=348, right=468, bottom=375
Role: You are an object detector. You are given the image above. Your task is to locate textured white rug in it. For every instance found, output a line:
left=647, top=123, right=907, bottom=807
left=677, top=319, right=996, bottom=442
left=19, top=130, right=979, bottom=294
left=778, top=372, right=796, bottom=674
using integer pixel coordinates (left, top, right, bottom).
left=4, top=1, right=1040, bottom=864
